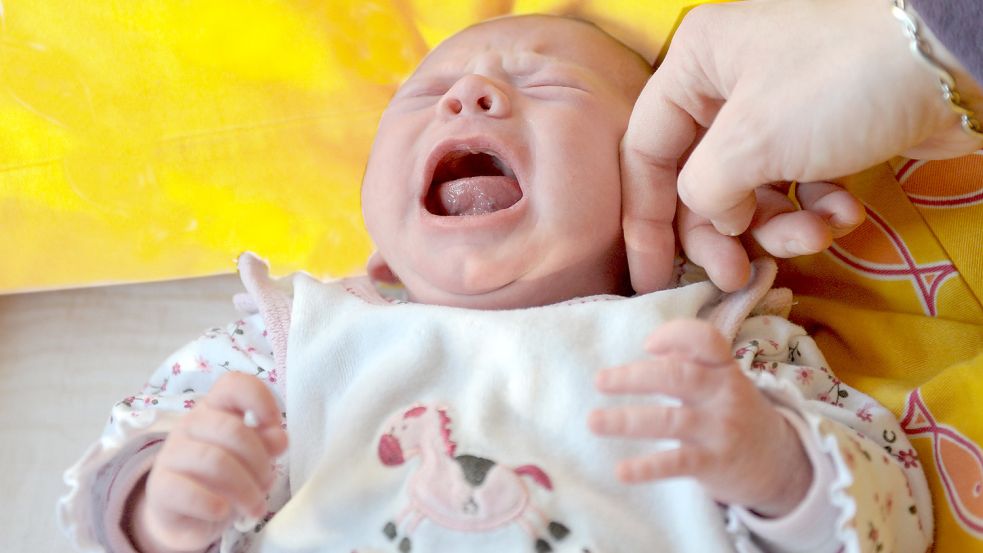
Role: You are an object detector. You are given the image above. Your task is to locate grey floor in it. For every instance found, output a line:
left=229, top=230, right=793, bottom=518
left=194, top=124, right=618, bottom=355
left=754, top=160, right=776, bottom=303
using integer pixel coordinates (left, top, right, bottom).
left=0, top=274, right=243, bottom=552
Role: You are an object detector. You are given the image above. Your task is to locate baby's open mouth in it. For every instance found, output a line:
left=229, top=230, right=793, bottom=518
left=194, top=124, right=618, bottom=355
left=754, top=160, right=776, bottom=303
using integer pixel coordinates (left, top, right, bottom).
left=425, top=150, right=522, bottom=216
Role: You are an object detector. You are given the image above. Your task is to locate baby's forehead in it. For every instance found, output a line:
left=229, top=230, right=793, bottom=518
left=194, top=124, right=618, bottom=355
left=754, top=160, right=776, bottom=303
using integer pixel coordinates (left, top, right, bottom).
left=414, top=15, right=646, bottom=80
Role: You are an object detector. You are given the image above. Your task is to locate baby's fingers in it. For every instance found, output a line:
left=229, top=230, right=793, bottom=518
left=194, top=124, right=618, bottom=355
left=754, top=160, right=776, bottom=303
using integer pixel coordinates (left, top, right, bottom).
left=615, top=446, right=712, bottom=484
left=644, top=319, right=732, bottom=365
left=206, top=372, right=283, bottom=430
left=589, top=404, right=707, bottom=441
left=595, top=357, right=710, bottom=401
left=147, top=469, right=232, bottom=523
left=184, top=408, right=278, bottom=488
left=162, top=440, right=269, bottom=518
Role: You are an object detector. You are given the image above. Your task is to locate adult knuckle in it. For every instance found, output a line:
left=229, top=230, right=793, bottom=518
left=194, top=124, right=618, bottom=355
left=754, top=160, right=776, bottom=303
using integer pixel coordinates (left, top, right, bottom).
left=674, top=4, right=720, bottom=43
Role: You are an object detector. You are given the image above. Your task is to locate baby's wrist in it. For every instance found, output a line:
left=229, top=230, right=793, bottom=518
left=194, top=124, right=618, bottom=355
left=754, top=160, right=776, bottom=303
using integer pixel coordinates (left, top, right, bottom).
left=123, top=474, right=206, bottom=553
left=746, top=418, right=813, bottom=518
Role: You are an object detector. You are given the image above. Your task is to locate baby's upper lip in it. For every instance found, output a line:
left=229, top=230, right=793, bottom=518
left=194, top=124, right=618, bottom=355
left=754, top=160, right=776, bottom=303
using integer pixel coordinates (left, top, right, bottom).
left=421, top=135, right=525, bottom=203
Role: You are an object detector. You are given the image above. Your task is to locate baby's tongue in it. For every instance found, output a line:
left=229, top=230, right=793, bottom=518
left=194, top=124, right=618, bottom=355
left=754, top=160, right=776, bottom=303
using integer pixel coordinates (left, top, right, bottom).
left=433, top=176, right=521, bottom=216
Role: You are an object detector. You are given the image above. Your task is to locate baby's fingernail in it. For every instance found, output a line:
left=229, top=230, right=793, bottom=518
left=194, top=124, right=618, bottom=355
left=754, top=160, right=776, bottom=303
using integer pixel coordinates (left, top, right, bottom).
left=595, top=369, right=609, bottom=386
left=587, top=410, right=605, bottom=431
left=243, top=410, right=259, bottom=428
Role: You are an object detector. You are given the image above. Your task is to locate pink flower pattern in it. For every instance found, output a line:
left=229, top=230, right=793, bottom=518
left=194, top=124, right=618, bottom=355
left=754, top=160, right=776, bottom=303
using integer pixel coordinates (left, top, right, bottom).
left=896, top=449, right=919, bottom=469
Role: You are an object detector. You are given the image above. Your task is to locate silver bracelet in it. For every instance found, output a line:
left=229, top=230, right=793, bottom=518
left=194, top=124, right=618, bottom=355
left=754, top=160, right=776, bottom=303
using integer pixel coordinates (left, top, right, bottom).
left=891, top=0, right=983, bottom=139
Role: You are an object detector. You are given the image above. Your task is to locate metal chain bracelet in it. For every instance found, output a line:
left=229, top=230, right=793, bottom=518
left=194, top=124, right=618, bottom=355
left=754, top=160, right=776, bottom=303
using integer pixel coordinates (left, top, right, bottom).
left=890, top=0, right=983, bottom=139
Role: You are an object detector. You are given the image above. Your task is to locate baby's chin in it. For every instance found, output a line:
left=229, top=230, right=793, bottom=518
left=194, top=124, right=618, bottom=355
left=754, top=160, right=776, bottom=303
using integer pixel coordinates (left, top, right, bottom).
left=401, top=267, right=632, bottom=310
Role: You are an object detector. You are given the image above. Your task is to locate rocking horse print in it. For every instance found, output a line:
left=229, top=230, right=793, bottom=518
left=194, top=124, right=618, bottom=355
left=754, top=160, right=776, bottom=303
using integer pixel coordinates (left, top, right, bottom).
left=375, top=404, right=573, bottom=552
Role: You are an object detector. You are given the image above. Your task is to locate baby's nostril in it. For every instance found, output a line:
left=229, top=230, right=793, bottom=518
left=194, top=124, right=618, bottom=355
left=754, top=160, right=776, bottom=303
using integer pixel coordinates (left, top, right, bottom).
left=477, top=96, right=492, bottom=111
left=446, top=98, right=463, bottom=114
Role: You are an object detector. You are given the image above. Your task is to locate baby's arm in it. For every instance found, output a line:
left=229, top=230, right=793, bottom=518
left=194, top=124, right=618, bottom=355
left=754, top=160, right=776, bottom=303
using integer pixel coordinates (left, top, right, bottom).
left=59, top=315, right=289, bottom=553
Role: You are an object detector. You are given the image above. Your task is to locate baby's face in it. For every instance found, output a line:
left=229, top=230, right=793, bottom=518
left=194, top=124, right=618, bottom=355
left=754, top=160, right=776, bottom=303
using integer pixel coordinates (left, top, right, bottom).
left=362, top=15, right=654, bottom=308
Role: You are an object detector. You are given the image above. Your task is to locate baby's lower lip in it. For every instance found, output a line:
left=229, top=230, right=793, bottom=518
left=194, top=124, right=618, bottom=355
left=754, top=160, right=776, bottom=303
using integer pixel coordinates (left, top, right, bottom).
left=425, top=176, right=522, bottom=216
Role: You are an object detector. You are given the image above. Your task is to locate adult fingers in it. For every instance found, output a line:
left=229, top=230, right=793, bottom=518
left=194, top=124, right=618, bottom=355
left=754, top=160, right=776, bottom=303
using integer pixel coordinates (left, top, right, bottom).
left=620, top=6, right=736, bottom=294
left=795, top=180, right=865, bottom=238
left=747, top=181, right=864, bottom=256
left=676, top=88, right=771, bottom=237
left=677, top=202, right=750, bottom=292
left=620, top=86, right=690, bottom=294
left=747, top=185, right=831, bottom=257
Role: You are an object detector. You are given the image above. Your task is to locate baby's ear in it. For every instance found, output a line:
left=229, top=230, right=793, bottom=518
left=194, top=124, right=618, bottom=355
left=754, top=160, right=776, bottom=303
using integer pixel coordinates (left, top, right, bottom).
left=367, top=251, right=401, bottom=285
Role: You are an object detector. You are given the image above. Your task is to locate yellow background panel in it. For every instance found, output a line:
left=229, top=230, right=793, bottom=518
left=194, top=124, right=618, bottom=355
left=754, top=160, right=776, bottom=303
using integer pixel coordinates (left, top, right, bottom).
left=0, top=0, right=698, bottom=293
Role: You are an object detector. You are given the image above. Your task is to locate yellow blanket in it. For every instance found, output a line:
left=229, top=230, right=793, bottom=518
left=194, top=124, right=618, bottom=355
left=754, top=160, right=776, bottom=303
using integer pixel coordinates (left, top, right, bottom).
left=0, top=0, right=681, bottom=292
left=775, top=153, right=983, bottom=552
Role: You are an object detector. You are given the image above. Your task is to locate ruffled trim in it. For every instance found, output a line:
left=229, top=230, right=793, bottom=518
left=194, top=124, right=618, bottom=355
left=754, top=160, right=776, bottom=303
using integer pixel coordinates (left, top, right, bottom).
left=728, top=408, right=841, bottom=553
left=734, top=368, right=863, bottom=553
left=58, top=407, right=185, bottom=553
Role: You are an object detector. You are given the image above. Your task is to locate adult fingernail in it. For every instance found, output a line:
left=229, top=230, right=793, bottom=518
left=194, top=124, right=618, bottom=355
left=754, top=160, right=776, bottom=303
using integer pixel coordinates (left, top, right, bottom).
left=784, top=241, right=814, bottom=256
left=712, top=221, right=742, bottom=237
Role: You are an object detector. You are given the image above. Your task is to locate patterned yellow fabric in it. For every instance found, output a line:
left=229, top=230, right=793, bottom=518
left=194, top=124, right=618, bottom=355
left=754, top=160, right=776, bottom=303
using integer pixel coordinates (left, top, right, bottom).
left=0, top=0, right=684, bottom=293
left=776, top=153, right=983, bottom=551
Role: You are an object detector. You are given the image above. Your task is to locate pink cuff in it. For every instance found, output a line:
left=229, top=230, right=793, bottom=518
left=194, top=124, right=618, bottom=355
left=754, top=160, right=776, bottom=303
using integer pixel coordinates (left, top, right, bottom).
left=730, top=408, right=840, bottom=552
left=102, top=439, right=163, bottom=553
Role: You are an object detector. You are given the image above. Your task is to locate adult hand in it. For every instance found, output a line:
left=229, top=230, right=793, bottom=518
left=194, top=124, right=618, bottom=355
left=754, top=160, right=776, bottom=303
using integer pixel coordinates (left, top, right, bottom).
left=622, top=0, right=983, bottom=293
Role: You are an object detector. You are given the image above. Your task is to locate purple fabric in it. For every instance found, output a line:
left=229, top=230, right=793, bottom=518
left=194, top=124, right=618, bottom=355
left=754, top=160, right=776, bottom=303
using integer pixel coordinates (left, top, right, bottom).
left=910, top=0, right=983, bottom=84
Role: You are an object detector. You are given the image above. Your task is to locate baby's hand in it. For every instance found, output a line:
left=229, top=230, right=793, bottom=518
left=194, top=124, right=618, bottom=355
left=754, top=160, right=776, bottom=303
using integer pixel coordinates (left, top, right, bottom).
left=130, top=373, right=288, bottom=553
left=588, top=319, right=811, bottom=517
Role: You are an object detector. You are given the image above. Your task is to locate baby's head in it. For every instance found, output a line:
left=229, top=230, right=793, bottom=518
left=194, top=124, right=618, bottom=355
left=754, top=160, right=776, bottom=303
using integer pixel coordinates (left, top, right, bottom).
left=362, top=14, right=657, bottom=308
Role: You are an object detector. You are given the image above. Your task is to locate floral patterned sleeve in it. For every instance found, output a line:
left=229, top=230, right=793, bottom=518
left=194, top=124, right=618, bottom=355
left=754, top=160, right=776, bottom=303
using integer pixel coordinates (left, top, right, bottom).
left=726, top=316, right=933, bottom=553
left=58, top=313, right=290, bottom=553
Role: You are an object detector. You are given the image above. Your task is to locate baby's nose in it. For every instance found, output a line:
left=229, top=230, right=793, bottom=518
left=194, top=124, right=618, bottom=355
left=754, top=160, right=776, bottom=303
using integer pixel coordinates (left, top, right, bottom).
left=438, top=74, right=511, bottom=119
